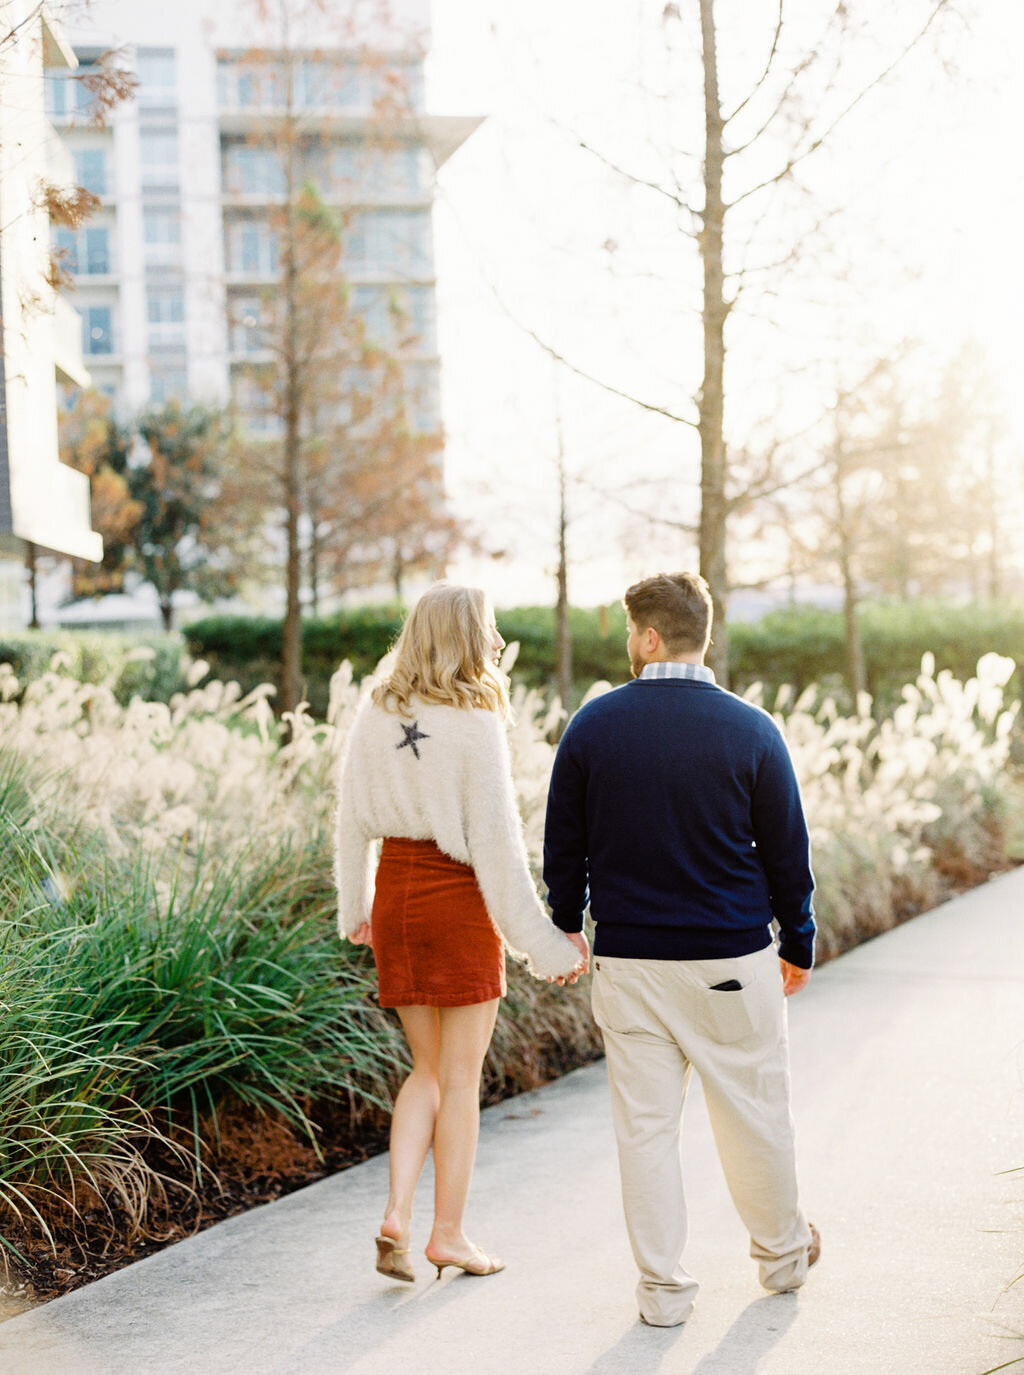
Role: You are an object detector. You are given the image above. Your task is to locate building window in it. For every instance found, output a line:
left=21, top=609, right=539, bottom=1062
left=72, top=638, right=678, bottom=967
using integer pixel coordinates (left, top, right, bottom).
left=232, top=370, right=283, bottom=435
left=217, top=59, right=285, bottom=111
left=404, top=361, right=441, bottom=433
left=140, top=127, right=179, bottom=186
left=137, top=48, right=177, bottom=106
left=401, top=286, right=436, bottom=351
left=368, top=147, right=429, bottom=198
left=147, top=286, right=186, bottom=349
left=150, top=362, right=188, bottom=404
left=82, top=305, right=113, bottom=355
left=85, top=227, right=110, bottom=274
left=73, top=148, right=108, bottom=196
left=350, top=285, right=388, bottom=343
left=144, top=207, right=181, bottom=245
left=147, top=287, right=185, bottom=324
left=54, top=227, right=78, bottom=274
left=346, top=210, right=432, bottom=277
left=226, top=218, right=279, bottom=275
left=47, top=65, right=103, bottom=121
left=142, top=206, right=182, bottom=267
left=45, top=71, right=72, bottom=119
left=229, top=295, right=269, bottom=353
left=55, top=225, right=111, bottom=276
left=224, top=145, right=286, bottom=197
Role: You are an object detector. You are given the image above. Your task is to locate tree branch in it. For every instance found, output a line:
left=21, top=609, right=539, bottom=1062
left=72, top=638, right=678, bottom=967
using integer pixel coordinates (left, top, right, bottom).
left=726, top=0, right=952, bottom=211
left=574, top=132, right=700, bottom=225
left=722, top=0, right=785, bottom=127
left=577, top=473, right=698, bottom=534
left=518, top=317, right=700, bottom=429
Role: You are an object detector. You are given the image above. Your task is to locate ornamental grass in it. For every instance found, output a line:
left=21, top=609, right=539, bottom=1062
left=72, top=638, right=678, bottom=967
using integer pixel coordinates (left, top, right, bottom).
left=0, top=646, right=1018, bottom=1279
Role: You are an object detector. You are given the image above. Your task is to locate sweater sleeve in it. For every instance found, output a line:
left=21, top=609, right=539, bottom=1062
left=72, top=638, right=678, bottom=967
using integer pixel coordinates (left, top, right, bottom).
left=333, top=708, right=377, bottom=941
left=750, top=726, right=816, bottom=969
left=464, top=712, right=581, bottom=980
left=542, top=720, right=590, bottom=932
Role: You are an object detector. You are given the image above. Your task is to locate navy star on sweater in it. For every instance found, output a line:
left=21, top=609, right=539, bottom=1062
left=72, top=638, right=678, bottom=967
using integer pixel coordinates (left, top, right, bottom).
left=396, top=720, right=430, bottom=759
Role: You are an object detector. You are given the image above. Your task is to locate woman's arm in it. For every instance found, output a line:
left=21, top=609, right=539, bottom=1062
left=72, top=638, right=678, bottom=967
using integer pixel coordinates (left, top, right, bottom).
left=464, top=712, right=581, bottom=980
left=333, top=714, right=378, bottom=942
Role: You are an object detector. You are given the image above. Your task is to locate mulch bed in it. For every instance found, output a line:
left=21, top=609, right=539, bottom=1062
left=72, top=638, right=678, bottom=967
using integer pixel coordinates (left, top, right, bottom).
left=3, top=1102, right=393, bottom=1305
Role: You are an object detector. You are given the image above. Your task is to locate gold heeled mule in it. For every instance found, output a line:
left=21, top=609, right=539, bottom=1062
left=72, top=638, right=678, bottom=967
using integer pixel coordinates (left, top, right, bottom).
left=375, top=1234, right=416, bottom=1283
left=428, top=1246, right=505, bottom=1279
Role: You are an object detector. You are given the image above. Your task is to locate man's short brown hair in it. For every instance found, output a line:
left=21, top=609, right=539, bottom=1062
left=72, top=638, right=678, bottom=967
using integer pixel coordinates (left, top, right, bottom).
left=623, top=572, right=713, bottom=655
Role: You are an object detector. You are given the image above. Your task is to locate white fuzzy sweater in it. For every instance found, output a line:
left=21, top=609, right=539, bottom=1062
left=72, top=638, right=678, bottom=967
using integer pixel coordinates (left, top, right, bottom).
left=334, top=696, right=580, bottom=980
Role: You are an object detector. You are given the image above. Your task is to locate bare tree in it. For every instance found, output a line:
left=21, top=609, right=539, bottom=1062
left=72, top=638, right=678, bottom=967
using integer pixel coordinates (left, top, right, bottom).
left=224, top=0, right=447, bottom=713
left=518, top=0, right=958, bottom=682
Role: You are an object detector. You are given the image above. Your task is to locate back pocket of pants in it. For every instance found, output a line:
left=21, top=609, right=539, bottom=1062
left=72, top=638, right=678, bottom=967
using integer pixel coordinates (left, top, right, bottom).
left=702, top=984, right=757, bottom=1043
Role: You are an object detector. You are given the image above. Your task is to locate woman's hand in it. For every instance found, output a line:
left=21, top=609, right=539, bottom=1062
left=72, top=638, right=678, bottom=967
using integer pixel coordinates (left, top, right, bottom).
left=551, top=930, right=590, bottom=986
left=349, top=921, right=373, bottom=947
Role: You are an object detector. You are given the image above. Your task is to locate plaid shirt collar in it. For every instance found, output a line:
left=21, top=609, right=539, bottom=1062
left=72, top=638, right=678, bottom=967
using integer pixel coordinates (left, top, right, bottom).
left=638, top=661, right=716, bottom=684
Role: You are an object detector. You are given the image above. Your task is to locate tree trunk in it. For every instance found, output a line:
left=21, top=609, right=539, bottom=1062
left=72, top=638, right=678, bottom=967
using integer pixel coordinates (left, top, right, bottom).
left=160, top=596, right=173, bottom=632
left=553, top=367, right=573, bottom=712
left=555, top=443, right=572, bottom=714
left=25, top=542, right=40, bottom=628
left=308, top=519, right=320, bottom=617
left=279, top=45, right=303, bottom=721
left=984, top=437, right=1000, bottom=599
left=392, top=549, right=404, bottom=603
left=833, top=442, right=867, bottom=703
left=698, top=0, right=730, bottom=685
left=840, top=551, right=866, bottom=704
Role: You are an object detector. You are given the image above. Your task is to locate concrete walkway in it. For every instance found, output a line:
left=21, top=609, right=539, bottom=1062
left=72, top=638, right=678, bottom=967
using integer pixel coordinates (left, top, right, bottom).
left=2, top=870, right=1023, bottom=1375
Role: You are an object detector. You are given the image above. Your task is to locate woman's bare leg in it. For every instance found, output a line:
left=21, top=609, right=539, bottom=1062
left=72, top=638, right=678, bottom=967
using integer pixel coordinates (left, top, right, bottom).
left=425, top=999, right=500, bottom=1264
left=379, top=1005, right=441, bottom=1245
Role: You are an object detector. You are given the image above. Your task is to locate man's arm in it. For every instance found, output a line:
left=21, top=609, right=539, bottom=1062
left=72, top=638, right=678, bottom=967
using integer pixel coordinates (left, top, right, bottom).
left=543, top=724, right=590, bottom=933
left=750, top=728, right=816, bottom=972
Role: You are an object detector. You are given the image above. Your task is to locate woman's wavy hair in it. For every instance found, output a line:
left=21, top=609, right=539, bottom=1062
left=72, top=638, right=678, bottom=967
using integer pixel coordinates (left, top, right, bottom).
left=372, top=582, right=509, bottom=718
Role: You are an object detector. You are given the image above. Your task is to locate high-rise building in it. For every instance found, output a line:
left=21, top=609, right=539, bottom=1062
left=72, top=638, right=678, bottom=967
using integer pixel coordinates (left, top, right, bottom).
left=53, top=0, right=479, bottom=440
left=0, top=0, right=99, bottom=628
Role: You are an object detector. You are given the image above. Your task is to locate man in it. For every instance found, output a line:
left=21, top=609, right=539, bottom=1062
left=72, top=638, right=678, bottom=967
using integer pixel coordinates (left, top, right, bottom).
left=544, top=571, right=819, bottom=1328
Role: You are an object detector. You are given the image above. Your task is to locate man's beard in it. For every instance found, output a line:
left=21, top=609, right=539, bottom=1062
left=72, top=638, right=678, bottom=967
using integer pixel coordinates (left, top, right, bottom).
left=629, top=651, right=645, bottom=679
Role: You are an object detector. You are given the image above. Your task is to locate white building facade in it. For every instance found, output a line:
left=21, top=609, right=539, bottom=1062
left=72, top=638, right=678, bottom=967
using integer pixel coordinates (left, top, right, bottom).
left=0, top=0, right=99, bottom=628
left=54, top=0, right=478, bottom=441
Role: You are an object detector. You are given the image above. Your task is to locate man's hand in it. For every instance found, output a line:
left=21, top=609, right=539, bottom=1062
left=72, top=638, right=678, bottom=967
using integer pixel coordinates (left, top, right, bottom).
left=780, top=959, right=810, bottom=996
left=349, top=921, right=373, bottom=947
left=553, top=930, right=590, bottom=986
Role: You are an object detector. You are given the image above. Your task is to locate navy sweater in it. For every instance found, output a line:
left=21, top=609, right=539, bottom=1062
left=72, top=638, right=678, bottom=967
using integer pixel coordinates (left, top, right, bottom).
left=543, top=677, right=816, bottom=968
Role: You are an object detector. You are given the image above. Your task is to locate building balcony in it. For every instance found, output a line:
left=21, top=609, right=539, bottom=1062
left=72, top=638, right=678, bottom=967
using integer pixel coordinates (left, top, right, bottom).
left=217, top=112, right=482, bottom=171
left=220, top=187, right=433, bottom=212
left=42, top=117, right=76, bottom=190
left=53, top=294, right=90, bottom=389
left=224, top=268, right=278, bottom=287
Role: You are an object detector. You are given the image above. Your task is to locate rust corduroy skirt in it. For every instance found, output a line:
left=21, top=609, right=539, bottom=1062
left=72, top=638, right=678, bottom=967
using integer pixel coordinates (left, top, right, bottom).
left=370, top=837, right=507, bottom=1008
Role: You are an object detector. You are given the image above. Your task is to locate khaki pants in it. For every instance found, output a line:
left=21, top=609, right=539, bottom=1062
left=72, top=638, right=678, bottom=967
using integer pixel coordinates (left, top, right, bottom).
left=592, top=943, right=812, bottom=1326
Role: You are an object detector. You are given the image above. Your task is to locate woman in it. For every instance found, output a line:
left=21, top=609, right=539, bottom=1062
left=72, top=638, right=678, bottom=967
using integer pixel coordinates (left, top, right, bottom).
left=334, top=583, right=583, bottom=1283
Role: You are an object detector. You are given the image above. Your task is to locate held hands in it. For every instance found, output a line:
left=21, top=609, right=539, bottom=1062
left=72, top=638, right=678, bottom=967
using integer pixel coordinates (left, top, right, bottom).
left=780, top=958, right=810, bottom=996
left=349, top=921, right=373, bottom=947
left=551, top=930, right=590, bottom=987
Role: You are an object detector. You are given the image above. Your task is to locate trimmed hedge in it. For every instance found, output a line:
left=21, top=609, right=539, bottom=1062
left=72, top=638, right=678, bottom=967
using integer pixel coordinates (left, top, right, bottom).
left=0, top=630, right=186, bottom=704
left=185, top=599, right=1024, bottom=716
left=728, top=600, right=1024, bottom=706
left=184, top=605, right=630, bottom=715
left=7, top=599, right=1013, bottom=719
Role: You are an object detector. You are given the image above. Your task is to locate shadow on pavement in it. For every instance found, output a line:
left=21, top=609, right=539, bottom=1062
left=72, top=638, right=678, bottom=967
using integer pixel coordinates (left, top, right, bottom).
left=691, top=1293, right=800, bottom=1374
left=278, top=1269, right=499, bottom=1374
left=585, top=1319, right=685, bottom=1374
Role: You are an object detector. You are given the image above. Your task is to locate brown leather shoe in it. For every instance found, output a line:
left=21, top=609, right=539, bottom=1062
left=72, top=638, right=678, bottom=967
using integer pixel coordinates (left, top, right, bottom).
left=808, top=1223, right=821, bottom=1268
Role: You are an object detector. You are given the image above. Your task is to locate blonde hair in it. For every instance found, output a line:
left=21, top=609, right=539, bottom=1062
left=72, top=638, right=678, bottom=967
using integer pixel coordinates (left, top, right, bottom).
left=372, top=582, right=509, bottom=718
